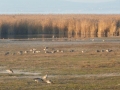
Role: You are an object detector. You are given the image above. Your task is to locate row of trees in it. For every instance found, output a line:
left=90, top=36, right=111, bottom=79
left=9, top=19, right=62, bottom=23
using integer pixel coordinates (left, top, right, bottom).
left=0, top=14, right=120, bottom=39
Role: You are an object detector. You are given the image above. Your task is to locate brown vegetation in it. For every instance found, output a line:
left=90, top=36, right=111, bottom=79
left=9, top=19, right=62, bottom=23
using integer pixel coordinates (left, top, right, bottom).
left=0, top=38, right=120, bottom=89
left=0, top=14, right=120, bottom=39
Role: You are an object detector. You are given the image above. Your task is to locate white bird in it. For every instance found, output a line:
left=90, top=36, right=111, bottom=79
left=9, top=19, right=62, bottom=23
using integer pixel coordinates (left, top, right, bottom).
left=29, top=49, right=33, bottom=51
left=6, top=69, right=14, bottom=73
left=24, top=51, right=28, bottom=54
left=56, top=50, right=60, bottom=52
left=35, top=51, right=40, bottom=53
left=42, top=74, right=48, bottom=80
left=106, top=49, right=110, bottom=52
left=61, top=50, right=64, bottom=53
left=82, top=50, right=84, bottom=53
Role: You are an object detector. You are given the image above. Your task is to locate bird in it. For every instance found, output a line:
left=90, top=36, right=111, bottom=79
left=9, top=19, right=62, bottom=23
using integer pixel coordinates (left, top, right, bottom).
left=60, top=50, right=64, bottom=53
left=33, top=78, right=43, bottom=83
left=82, top=50, right=84, bottom=53
left=43, top=47, right=49, bottom=51
left=42, top=74, right=52, bottom=84
left=56, top=50, right=60, bottom=52
left=6, top=69, right=14, bottom=73
left=5, top=52, right=9, bottom=55
left=34, top=74, right=52, bottom=84
left=42, top=74, right=47, bottom=79
left=92, top=39, right=94, bottom=41
left=96, top=50, right=100, bottom=52
left=45, top=79, right=52, bottom=84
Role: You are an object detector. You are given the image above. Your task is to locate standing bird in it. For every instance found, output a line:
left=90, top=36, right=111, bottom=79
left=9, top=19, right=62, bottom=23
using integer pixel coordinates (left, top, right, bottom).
left=6, top=69, right=14, bottom=73
left=34, top=74, right=52, bottom=84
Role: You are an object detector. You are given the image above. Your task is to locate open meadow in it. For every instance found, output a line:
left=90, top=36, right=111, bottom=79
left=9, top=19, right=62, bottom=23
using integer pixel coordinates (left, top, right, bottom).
left=0, top=37, right=120, bottom=90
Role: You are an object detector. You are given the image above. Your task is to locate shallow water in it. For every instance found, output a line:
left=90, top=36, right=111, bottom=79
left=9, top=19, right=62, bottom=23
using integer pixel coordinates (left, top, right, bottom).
left=0, top=37, right=120, bottom=46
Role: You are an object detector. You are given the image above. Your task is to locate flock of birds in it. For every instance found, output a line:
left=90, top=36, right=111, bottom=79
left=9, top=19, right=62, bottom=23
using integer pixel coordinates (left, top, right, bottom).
left=3, top=38, right=115, bottom=85
left=4, top=38, right=113, bottom=56
left=4, top=45, right=113, bottom=56
left=4, top=46, right=64, bottom=56
left=6, top=69, right=52, bottom=84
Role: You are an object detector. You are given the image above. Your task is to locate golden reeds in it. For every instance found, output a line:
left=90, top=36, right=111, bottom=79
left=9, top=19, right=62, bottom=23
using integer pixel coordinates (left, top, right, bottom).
left=0, top=14, right=120, bottom=38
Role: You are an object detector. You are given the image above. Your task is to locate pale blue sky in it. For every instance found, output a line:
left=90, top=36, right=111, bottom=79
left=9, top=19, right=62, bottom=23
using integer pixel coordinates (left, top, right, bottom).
left=0, top=0, right=119, bottom=14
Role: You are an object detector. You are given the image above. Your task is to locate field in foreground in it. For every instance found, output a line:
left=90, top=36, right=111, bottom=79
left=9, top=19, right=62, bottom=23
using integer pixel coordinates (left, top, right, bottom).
left=0, top=37, right=120, bottom=90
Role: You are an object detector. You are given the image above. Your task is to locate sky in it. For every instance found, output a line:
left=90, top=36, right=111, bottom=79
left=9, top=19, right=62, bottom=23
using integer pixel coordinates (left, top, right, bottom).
left=0, top=0, right=120, bottom=14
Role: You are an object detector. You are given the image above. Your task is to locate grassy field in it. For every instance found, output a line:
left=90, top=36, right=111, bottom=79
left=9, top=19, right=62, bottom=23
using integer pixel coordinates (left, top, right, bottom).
left=0, top=37, right=120, bottom=90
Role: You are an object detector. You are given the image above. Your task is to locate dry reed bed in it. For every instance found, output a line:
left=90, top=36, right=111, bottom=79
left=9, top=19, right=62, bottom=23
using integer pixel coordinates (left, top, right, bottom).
left=0, top=14, right=120, bottom=38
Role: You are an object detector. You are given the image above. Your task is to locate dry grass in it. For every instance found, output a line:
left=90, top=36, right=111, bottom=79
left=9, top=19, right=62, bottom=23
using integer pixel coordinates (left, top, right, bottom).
left=0, top=38, right=120, bottom=89
left=0, top=14, right=120, bottom=39
left=0, top=76, right=120, bottom=90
